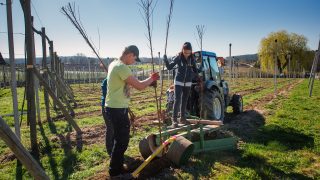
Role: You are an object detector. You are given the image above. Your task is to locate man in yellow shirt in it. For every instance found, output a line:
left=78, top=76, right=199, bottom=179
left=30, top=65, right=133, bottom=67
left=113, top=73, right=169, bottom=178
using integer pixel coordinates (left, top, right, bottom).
left=105, top=45, right=159, bottom=178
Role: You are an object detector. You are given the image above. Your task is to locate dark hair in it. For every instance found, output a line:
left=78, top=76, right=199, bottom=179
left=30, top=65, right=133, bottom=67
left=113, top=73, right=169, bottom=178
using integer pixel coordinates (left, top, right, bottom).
left=179, top=42, right=194, bottom=61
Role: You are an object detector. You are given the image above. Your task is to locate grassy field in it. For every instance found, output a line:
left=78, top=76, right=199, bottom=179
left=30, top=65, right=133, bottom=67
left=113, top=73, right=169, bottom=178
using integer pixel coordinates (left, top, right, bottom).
left=0, top=78, right=319, bottom=179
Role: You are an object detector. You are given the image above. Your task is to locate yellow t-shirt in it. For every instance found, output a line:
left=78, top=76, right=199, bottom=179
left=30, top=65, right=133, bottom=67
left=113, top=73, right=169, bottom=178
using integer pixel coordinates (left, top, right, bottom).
left=105, top=60, right=132, bottom=108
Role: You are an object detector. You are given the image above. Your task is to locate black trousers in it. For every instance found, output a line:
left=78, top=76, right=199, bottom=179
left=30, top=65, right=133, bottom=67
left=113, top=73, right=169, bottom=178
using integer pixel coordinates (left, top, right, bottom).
left=105, top=107, right=130, bottom=176
left=173, top=85, right=191, bottom=122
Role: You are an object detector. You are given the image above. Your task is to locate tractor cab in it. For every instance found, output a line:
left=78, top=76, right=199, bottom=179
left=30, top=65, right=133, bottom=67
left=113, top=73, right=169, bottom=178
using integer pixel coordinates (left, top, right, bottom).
left=193, top=51, right=226, bottom=97
left=194, top=51, right=222, bottom=83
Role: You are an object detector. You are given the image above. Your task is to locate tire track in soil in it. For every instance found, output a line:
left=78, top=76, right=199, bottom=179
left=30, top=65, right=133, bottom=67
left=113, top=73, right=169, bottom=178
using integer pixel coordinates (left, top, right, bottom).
left=244, top=79, right=303, bottom=112
left=234, top=86, right=265, bottom=96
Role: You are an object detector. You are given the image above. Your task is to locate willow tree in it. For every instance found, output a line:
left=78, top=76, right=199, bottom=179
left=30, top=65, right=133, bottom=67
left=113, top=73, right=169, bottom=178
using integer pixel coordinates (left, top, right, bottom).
left=258, top=30, right=309, bottom=74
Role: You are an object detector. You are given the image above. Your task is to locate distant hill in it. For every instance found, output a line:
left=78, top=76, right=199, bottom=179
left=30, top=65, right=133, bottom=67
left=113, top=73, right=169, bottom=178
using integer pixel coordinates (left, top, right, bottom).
left=225, top=54, right=258, bottom=63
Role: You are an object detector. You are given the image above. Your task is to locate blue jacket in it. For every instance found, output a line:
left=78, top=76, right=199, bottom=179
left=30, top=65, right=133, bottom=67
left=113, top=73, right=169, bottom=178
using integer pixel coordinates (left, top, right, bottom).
left=101, top=78, right=107, bottom=107
left=165, top=54, right=198, bottom=84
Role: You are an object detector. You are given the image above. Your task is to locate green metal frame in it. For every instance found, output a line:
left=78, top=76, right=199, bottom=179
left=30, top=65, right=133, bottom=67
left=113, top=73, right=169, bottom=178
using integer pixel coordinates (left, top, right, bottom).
left=155, top=123, right=238, bottom=154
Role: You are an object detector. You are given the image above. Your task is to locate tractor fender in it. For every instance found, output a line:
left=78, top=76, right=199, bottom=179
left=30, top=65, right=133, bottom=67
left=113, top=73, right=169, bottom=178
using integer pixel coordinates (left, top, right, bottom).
left=205, top=81, right=222, bottom=94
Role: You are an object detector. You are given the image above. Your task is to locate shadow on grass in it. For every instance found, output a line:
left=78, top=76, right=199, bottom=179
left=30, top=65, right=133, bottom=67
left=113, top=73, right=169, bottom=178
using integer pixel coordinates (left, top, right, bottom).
left=221, top=110, right=314, bottom=178
left=39, top=120, right=83, bottom=180
left=48, top=121, right=57, bottom=134
left=57, top=131, right=79, bottom=180
left=39, top=121, right=60, bottom=180
left=255, top=124, right=314, bottom=150
left=225, top=110, right=314, bottom=150
left=237, top=152, right=313, bottom=179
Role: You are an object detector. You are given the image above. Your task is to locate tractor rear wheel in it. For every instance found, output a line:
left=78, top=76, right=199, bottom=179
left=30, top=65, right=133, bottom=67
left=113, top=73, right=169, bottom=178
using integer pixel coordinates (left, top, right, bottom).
left=201, top=89, right=225, bottom=121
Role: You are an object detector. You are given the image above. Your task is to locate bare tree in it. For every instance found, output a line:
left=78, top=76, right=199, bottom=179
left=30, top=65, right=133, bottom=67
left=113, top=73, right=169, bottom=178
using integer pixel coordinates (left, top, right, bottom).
left=196, top=25, right=205, bottom=52
left=159, top=0, right=175, bottom=120
left=139, top=0, right=163, bottom=141
left=196, top=25, right=205, bottom=119
left=61, top=3, right=108, bottom=72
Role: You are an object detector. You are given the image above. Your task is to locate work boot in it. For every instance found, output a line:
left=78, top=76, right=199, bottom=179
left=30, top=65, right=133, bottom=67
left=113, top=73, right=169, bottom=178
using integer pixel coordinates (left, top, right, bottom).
left=167, top=123, right=178, bottom=129
left=168, top=118, right=178, bottom=129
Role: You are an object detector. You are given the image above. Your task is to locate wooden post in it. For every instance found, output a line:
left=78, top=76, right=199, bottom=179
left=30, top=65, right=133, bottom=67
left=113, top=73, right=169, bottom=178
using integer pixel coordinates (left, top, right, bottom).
left=229, top=43, right=232, bottom=84
left=50, top=70, right=76, bottom=103
left=22, top=0, right=39, bottom=159
left=61, top=63, right=65, bottom=80
left=46, top=71, right=75, bottom=115
left=82, top=66, right=85, bottom=84
left=73, top=67, right=75, bottom=84
left=33, top=69, right=81, bottom=133
left=54, top=53, right=60, bottom=99
left=2, top=66, right=6, bottom=87
left=6, top=0, right=20, bottom=138
left=274, top=39, right=278, bottom=96
left=49, top=41, right=57, bottom=109
left=78, top=67, right=80, bottom=88
left=0, top=117, right=49, bottom=180
left=31, top=17, right=41, bottom=125
left=41, top=27, right=51, bottom=122
left=309, top=50, right=319, bottom=97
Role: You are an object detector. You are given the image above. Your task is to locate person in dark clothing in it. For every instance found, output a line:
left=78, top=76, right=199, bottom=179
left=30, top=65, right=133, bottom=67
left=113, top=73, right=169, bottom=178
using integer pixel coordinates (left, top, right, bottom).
left=164, top=42, right=198, bottom=128
left=101, top=78, right=114, bottom=156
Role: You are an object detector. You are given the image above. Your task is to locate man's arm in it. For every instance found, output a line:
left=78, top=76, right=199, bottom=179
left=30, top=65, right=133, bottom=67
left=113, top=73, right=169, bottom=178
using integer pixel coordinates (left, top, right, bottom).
left=125, top=72, right=159, bottom=91
left=125, top=76, right=153, bottom=91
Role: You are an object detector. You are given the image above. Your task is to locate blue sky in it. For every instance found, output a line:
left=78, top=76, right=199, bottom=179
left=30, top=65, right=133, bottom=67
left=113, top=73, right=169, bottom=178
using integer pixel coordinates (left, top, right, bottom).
left=0, top=0, right=319, bottom=59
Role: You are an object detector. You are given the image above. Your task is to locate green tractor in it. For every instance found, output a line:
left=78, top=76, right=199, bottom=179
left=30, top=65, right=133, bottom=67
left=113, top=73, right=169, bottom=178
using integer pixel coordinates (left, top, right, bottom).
left=166, top=51, right=243, bottom=121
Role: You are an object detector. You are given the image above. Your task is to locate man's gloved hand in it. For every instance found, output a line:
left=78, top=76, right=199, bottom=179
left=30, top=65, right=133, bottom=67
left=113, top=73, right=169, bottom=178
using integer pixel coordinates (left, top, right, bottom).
left=149, top=80, right=157, bottom=88
left=163, top=55, right=168, bottom=62
left=150, top=72, right=160, bottom=81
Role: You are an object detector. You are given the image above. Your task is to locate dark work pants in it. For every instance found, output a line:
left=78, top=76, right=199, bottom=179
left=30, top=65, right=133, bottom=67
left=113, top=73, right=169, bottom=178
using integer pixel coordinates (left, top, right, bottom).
left=173, top=85, right=191, bottom=123
left=102, top=107, right=114, bottom=156
left=105, top=107, right=130, bottom=176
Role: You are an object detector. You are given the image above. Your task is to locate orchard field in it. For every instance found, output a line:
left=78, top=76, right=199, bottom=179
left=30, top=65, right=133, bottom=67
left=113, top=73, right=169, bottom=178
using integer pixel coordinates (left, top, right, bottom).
left=0, top=78, right=319, bottom=179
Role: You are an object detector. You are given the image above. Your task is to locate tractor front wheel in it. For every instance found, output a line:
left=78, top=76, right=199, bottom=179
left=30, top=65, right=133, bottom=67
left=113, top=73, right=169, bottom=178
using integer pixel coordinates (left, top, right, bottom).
left=201, top=90, right=225, bottom=121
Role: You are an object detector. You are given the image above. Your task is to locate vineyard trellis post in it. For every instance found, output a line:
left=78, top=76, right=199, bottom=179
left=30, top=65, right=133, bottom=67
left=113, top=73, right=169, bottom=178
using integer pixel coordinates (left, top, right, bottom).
left=229, top=43, right=232, bottom=84
left=31, top=17, right=42, bottom=125
left=49, top=40, right=57, bottom=109
left=0, top=117, right=49, bottom=179
left=20, top=0, right=39, bottom=159
left=6, top=0, right=20, bottom=138
left=288, top=52, right=291, bottom=79
left=54, top=52, right=60, bottom=100
left=274, top=39, right=278, bottom=96
left=41, top=27, right=51, bottom=122
left=309, top=40, right=320, bottom=97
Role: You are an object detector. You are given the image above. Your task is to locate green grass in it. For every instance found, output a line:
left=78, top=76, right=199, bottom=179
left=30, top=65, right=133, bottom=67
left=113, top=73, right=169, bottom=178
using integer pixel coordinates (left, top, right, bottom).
left=188, top=79, right=320, bottom=179
left=0, top=79, right=319, bottom=179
